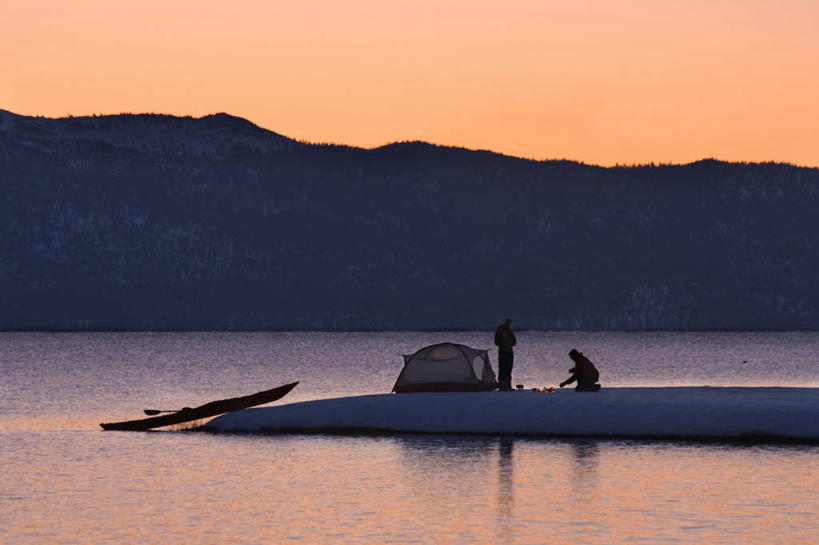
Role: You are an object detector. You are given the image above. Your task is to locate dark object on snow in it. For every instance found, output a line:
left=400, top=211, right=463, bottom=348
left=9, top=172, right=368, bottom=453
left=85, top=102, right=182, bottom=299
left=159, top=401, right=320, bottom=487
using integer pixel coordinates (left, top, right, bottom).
left=100, top=381, right=299, bottom=431
left=560, top=349, right=601, bottom=392
left=494, top=318, right=517, bottom=391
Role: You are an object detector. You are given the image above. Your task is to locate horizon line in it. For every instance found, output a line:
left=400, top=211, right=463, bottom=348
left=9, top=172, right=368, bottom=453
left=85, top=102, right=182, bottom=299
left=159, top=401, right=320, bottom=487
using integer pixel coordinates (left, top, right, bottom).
left=3, top=107, right=818, bottom=170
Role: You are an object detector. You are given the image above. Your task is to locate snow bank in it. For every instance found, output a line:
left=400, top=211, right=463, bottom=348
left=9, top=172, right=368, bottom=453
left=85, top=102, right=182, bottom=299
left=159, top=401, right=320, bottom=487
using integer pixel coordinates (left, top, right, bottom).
left=206, top=387, right=819, bottom=441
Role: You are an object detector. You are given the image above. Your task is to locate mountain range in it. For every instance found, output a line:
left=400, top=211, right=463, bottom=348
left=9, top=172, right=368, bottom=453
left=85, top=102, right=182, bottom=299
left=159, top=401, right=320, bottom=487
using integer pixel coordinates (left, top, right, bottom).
left=1, top=109, right=817, bottom=330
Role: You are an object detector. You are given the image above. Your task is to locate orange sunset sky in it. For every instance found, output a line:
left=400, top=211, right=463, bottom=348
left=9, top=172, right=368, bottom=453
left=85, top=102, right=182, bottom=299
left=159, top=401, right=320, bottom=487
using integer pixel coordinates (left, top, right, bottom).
left=3, top=0, right=818, bottom=166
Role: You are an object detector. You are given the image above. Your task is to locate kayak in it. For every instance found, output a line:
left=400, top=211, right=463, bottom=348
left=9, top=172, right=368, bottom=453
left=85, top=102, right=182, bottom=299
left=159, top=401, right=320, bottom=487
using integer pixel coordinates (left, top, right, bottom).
left=100, top=381, right=299, bottom=431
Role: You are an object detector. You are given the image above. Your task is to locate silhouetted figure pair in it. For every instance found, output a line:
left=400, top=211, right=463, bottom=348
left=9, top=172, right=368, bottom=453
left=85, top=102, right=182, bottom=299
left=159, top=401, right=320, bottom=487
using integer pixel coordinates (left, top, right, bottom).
left=560, top=349, right=601, bottom=392
left=494, top=318, right=516, bottom=391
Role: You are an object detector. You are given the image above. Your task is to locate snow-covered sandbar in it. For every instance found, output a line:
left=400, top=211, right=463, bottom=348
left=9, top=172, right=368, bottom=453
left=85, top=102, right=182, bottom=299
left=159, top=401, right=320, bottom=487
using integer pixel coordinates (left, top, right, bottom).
left=206, top=387, right=819, bottom=442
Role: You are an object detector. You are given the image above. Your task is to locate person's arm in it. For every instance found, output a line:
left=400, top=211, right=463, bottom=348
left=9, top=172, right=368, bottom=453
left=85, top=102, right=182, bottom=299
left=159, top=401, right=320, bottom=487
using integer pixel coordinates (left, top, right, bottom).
left=559, top=373, right=577, bottom=388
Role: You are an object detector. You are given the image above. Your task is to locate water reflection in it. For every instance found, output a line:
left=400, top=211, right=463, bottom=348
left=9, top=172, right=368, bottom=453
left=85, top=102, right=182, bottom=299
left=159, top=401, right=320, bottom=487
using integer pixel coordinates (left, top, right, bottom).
left=566, top=440, right=602, bottom=539
left=390, top=436, right=610, bottom=542
left=571, top=440, right=600, bottom=483
left=497, top=437, right=516, bottom=538
left=392, top=434, right=521, bottom=541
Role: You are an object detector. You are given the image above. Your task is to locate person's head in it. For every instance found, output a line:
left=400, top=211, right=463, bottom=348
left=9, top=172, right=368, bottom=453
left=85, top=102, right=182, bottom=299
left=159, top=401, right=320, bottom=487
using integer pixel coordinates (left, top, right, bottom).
left=568, top=348, right=580, bottom=360
left=504, top=318, right=512, bottom=326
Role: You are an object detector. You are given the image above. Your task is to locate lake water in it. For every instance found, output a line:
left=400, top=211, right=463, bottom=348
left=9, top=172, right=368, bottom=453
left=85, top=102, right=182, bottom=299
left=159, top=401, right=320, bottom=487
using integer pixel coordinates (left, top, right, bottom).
left=1, top=331, right=818, bottom=544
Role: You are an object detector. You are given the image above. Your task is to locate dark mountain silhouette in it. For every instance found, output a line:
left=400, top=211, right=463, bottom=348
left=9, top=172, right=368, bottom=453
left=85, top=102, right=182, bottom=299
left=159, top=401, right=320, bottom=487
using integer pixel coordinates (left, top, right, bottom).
left=1, top=109, right=817, bottom=330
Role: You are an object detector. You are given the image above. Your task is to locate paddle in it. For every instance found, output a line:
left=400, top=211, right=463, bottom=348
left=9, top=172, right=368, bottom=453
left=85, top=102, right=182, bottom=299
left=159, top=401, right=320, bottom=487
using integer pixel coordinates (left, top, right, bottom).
left=143, top=407, right=192, bottom=416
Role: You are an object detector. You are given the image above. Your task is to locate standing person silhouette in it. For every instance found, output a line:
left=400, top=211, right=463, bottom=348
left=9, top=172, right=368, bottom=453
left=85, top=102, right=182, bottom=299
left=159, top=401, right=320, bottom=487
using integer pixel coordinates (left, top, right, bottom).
left=494, top=318, right=516, bottom=391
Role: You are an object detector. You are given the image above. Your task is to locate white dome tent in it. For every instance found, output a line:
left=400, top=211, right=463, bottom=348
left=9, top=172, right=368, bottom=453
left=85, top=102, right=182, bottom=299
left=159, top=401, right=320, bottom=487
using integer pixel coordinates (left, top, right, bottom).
left=392, top=342, right=499, bottom=393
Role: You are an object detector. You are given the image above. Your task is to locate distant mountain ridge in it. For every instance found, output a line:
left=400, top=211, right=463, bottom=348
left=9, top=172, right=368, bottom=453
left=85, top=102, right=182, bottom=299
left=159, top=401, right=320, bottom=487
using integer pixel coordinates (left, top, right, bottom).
left=1, top=109, right=818, bottom=330
left=0, top=109, right=301, bottom=157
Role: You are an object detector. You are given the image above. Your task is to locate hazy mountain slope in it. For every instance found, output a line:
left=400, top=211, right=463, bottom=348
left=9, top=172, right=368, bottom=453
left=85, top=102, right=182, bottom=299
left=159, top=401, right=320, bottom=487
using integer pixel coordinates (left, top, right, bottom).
left=1, top=110, right=817, bottom=330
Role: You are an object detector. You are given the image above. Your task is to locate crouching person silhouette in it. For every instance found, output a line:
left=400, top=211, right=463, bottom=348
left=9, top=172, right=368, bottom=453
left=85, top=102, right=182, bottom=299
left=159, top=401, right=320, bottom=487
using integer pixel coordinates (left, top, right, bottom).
left=559, top=349, right=601, bottom=392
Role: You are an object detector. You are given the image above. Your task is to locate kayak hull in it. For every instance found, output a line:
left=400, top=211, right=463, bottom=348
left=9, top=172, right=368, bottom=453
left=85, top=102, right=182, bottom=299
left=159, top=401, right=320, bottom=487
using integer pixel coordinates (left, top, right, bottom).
left=100, top=381, right=299, bottom=431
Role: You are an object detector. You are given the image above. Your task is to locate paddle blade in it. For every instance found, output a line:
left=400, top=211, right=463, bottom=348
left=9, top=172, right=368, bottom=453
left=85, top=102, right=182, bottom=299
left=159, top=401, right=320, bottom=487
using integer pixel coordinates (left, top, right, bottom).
left=143, top=409, right=162, bottom=415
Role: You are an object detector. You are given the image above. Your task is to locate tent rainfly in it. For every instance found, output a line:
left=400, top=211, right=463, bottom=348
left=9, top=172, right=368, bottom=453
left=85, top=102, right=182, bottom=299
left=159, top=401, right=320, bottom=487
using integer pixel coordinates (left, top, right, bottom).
left=392, top=342, right=499, bottom=393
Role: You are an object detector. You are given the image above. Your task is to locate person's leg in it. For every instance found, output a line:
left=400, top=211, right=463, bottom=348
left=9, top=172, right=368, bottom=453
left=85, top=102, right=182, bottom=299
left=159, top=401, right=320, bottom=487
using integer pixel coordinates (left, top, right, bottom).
left=498, top=352, right=512, bottom=390
left=499, top=366, right=511, bottom=390
left=575, top=380, right=601, bottom=392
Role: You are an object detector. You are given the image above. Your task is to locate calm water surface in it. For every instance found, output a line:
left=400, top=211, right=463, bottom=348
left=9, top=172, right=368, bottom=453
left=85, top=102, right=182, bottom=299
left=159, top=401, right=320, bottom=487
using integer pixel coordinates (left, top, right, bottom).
left=1, top=332, right=818, bottom=544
